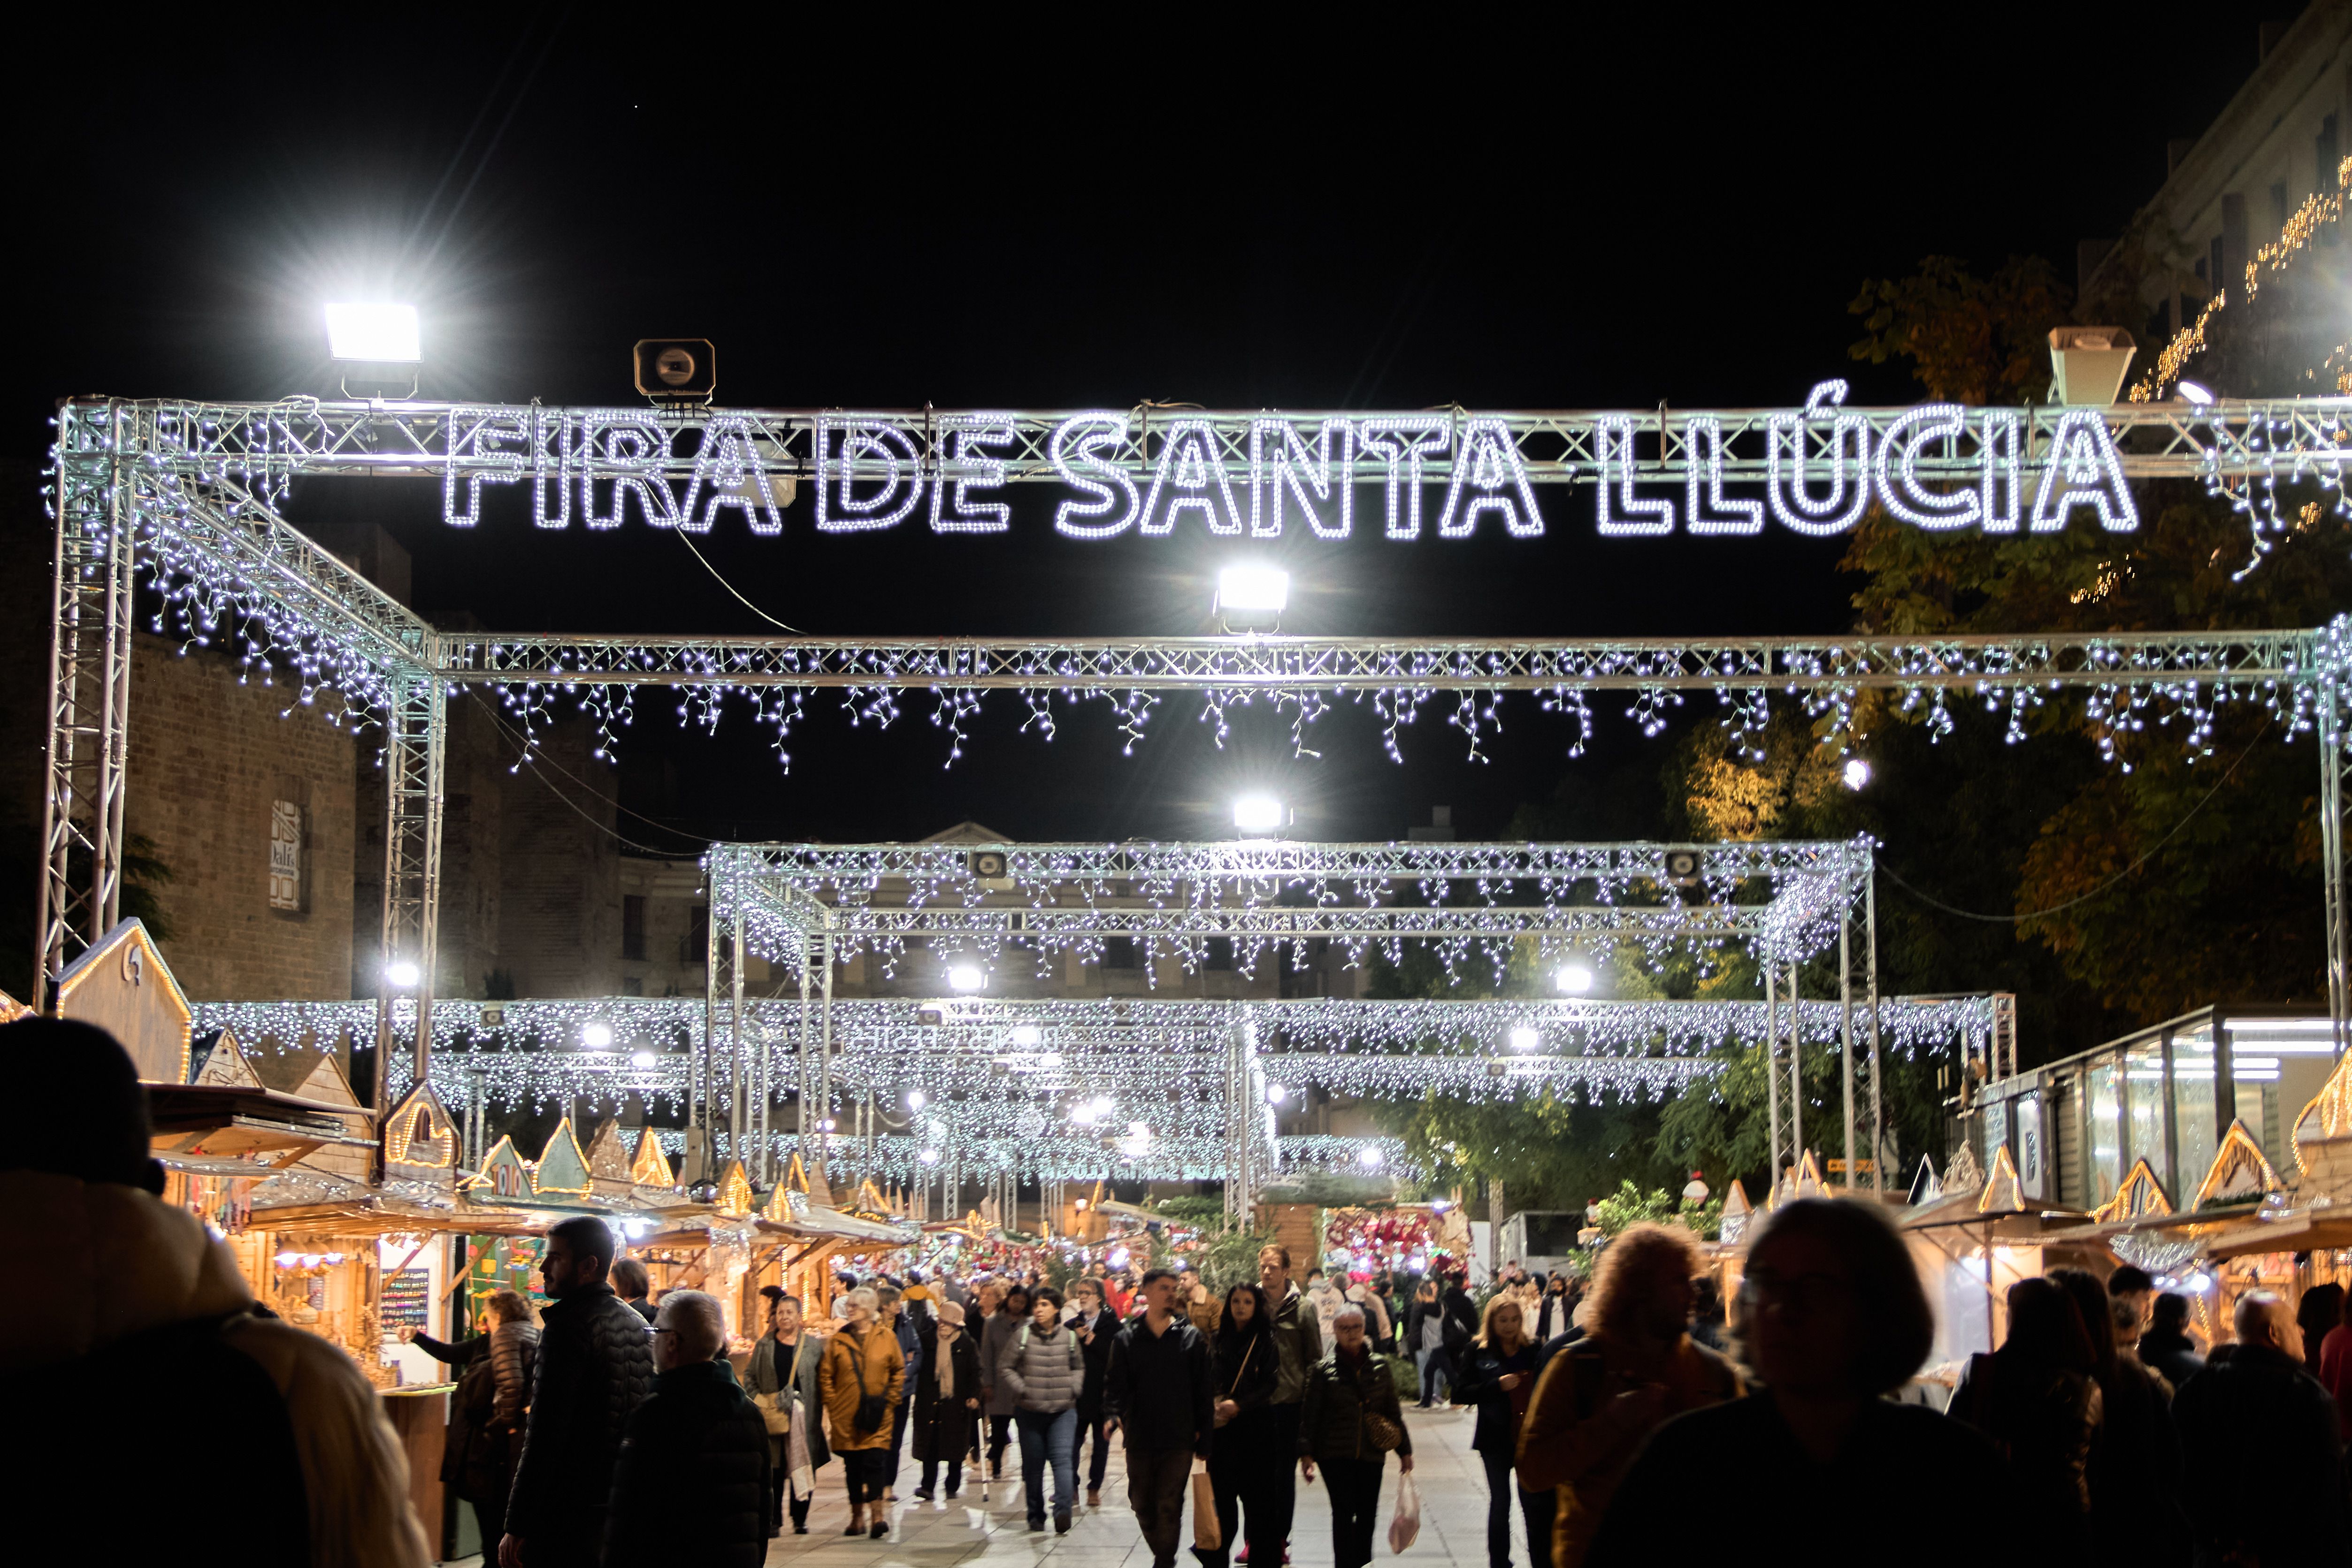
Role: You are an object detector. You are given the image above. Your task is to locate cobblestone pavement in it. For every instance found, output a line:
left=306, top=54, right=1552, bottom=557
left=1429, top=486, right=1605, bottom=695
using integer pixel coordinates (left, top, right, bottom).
left=449, top=1403, right=1520, bottom=1568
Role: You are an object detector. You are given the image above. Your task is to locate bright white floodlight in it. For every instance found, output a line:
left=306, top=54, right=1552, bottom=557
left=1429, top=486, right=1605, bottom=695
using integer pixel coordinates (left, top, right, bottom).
left=1233, top=794, right=1287, bottom=834
left=1009, top=1024, right=1043, bottom=1047
left=919, top=1147, right=942, bottom=1166
left=383, top=959, right=421, bottom=988
left=630, top=1048, right=658, bottom=1069
left=325, top=303, right=421, bottom=362
left=1553, top=964, right=1595, bottom=995
left=1508, top=1025, right=1542, bottom=1052
left=1842, top=757, right=1873, bottom=791
left=2175, top=380, right=2215, bottom=406
left=582, top=1022, right=614, bottom=1049
left=1266, top=1083, right=1289, bottom=1104
left=907, top=1090, right=927, bottom=1111
left=1216, top=565, right=1290, bottom=616
left=1356, top=1143, right=1384, bottom=1168
left=947, top=963, right=986, bottom=993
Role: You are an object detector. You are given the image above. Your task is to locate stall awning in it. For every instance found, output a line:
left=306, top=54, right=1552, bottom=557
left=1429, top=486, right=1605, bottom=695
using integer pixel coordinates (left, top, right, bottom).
left=2202, top=1210, right=2352, bottom=1258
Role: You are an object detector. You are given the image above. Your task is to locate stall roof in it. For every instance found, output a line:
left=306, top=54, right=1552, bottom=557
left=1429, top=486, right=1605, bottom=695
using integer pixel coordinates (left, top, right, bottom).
left=2201, top=1210, right=2352, bottom=1258
left=149, top=1082, right=375, bottom=1162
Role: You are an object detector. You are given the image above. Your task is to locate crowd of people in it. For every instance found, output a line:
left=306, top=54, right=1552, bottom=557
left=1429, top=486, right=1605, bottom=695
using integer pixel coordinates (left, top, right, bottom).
left=10, top=1017, right=2352, bottom=1568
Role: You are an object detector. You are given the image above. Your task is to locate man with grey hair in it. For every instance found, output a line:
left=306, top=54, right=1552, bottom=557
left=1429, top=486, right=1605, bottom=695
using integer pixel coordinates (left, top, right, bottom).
left=2173, top=1290, right=2346, bottom=1566
left=605, top=1290, right=771, bottom=1567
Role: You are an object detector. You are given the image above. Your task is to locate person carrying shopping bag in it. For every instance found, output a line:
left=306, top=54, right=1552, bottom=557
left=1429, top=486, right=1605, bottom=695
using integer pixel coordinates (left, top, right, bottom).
left=1297, top=1306, right=1413, bottom=1568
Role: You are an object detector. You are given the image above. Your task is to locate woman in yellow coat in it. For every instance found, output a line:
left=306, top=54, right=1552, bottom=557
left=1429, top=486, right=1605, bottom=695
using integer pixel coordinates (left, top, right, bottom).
left=820, top=1286, right=907, bottom=1538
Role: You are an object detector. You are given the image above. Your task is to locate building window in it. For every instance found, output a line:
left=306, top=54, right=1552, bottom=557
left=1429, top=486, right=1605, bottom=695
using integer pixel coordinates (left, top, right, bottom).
left=621, top=895, right=646, bottom=961
left=1102, top=937, right=1140, bottom=970
left=269, top=798, right=306, bottom=912
left=1205, top=937, right=1235, bottom=971
left=622, top=976, right=644, bottom=996
left=686, top=905, right=709, bottom=966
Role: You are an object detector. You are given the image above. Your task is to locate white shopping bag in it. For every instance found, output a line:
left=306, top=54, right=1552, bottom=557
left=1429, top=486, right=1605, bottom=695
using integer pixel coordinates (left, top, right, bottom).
left=1387, top=1472, right=1421, bottom=1555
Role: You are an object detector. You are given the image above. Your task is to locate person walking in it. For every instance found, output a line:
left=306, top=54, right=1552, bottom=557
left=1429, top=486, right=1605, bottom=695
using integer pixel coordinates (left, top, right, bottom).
left=1516, top=1223, right=1740, bottom=1568
left=402, top=1289, right=539, bottom=1554
left=1259, top=1244, right=1322, bottom=1562
left=1533, top=1275, right=1571, bottom=1344
left=747, top=1288, right=829, bottom=1535
left=612, top=1258, right=657, bottom=1323
left=1406, top=1279, right=1453, bottom=1407
left=1947, top=1277, right=2103, bottom=1553
left=503, top=1215, right=655, bottom=1568
left=1070, top=1278, right=1120, bottom=1507
left=2049, top=1268, right=2186, bottom=1567
left=820, top=1285, right=907, bottom=1539
left=2173, top=1291, right=2348, bottom=1566
left=1306, top=1268, right=1345, bottom=1331
left=1453, top=1296, right=1541, bottom=1568
left=998, top=1284, right=1087, bottom=1532
left=2, top=1018, right=431, bottom=1568
left=879, top=1285, right=919, bottom=1502
left=2295, top=1281, right=2344, bottom=1382
left=980, top=1283, right=1029, bottom=1480
left=1105, top=1268, right=1217, bottom=1568
left=1297, top=1305, right=1413, bottom=1568
left=911, top=1300, right=982, bottom=1501
left=1345, top=1277, right=1392, bottom=1353
left=1585, top=1200, right=2005, bottom=1568
left=2139, top=1292, right=2207, bottom=1390
left=603, top=1290, right=769, bottom=1568
left=1201, top=1283, right=1281, bottom=1568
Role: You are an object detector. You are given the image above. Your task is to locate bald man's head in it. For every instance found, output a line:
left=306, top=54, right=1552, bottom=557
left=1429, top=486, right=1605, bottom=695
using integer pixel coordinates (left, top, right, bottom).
left=657, top=1289, right=726, bottom=1367
left=2234, top=1290, right=2302, bottom=1361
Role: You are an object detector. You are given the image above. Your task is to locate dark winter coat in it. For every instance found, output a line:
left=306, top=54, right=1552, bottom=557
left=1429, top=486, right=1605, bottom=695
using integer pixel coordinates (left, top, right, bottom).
left=603, top=1359, right=771, bottom=1568
left=1266, top=1283, right=1323, bottom=1405
left=2138, top=1325, right=2206, bottom=1392
left=911, top=1327, right=984, bottom=1463
left=1298, top=1346, right=1413, bottom=1463
left=1948, top=1350, right=2102, bottom=1543
left=1105, top=1314, right=1216, bottom=1455
left=1450, top=1339, right=1538, bottom=1454
left=1440, top=1287, right=1479, bottom=1352
left=1074, top=1305, right=1118, bottom=1415
left=506, top=1283, right=654, bottom=1541
left=415, top=1323, right=539, bottom=1501
left=2171, top=1342, right=2349, bottom=1567
left=1210, top=1322, right=1280, bottom=1418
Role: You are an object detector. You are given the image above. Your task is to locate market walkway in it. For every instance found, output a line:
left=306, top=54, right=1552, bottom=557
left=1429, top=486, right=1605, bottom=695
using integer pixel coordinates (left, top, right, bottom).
left=451, top=1403, right=1519, bottom=1568
left=765, top=1403, right=1505, bottom=1568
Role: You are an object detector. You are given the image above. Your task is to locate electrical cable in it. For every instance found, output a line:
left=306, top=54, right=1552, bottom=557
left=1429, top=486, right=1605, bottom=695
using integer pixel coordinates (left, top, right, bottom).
left=674, top=528, right=808, bottom=635
left=1878, top=719, right=2272, bottom=924
left=464, top=690, right=709, bottom=857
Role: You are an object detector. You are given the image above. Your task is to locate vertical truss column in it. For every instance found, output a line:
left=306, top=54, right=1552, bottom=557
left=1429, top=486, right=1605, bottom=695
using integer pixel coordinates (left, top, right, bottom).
left=697, top=872, right=731, bottom=1185
left=36, top=404, right=136, bottom=1009
left=2322, top=681, right=2350, bottom=1060
left=1839, top=898, right=1857, bottom=1193
left=376, top=671, right=445, bottom=1098
left=1764, top=962, right=1789, bottom=1185
left=1861, top=866, right=1884, bottom=1197
left=1786, top=964, right=1804, bottom=1178
left=729, top=904, right=749, bottom=1166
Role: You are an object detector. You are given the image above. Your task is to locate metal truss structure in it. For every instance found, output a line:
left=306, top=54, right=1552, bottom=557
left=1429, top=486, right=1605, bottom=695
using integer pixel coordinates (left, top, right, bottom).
left=42, top=394, right=2352, bottom=1200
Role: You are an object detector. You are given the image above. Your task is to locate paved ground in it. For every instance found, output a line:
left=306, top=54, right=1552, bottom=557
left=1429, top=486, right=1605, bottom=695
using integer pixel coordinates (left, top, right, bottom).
left=451, top=1404, right=1518, bottom=1568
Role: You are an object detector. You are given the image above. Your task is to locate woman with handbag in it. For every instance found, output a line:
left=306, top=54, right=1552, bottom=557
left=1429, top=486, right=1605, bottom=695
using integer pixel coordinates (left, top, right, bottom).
left=747, top=1287, right=830, bottom=1536
left=1450, top=1296, right=1538, bottom=1568
left=820, top=1286, right=907, bottom=1539
left=402, top=1288, right=539, bottom=1553
left=911, top=1300, right=983, bottom=1501
left=1296, top=1305, right=1413, bottom=1568
left=1199, top=1282, right=1281, bottom=1568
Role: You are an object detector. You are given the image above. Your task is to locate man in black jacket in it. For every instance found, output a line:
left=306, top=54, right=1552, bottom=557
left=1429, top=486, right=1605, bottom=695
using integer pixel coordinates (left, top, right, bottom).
left=605, top=1289, right=769, bottom=1568
left=1105, top=1269, right=1215, bottom=1568
left=2172, top=1291, right=2347, bottom=1567
left=503, top=1216, right=654, bottom=1567
left=1070, top=1278, right=1120, bottom=1507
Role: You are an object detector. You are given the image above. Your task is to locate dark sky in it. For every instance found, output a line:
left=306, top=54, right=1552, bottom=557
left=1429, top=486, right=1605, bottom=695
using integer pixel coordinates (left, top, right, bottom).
left=8, top=5, right=2297, bottom=846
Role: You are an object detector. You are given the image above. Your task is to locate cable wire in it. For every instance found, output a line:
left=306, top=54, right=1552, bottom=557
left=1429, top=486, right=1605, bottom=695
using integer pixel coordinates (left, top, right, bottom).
left=674, top=528, right=808, bottom=635
left=1878, top=719, right=2272, bottom=924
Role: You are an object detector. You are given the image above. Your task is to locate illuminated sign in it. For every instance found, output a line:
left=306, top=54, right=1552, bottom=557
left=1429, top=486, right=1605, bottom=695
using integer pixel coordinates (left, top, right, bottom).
left=433, top=381, right=2139, bottom=540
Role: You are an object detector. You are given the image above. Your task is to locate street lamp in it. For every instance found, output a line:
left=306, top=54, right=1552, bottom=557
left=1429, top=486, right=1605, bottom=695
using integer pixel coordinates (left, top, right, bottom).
left=1233, top=794, right=1287, bottom=834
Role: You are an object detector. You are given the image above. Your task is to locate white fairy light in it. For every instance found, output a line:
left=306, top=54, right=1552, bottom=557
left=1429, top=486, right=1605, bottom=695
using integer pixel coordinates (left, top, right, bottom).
left=1137, top=419, right=1244, bottom=536
left=814, top=415, right=923, bottom=533
left=1875, top=404, right=1979, bottom=531
left=1050, top=413, right=1140, bottom=538
left=2031, top=410, right=2139, bottom=533
left=1682, top=416, right=1762, bottom=535
left=1249, top=418, right=1353, bottom=538
left=1437, top=416, right=1547, bottom=538
left=1594, top=416, right=1673, bottom=536
left=929, top=415, right=1017, bottom=533
left=1351, top=416, right=1449, bottom=539
left=1765, top=381, right=1872, bottom=536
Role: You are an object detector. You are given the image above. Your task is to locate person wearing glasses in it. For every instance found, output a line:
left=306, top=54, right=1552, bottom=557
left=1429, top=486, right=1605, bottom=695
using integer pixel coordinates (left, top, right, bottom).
left=1584, top=1200, right=2006, bottom=1568
left=1515, top=1224, right=1739, bottom=1568
left=603, top=1290, right=770, bottom=1567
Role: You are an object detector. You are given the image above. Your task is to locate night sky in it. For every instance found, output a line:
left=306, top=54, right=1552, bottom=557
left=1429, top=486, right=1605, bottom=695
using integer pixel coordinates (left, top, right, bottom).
left=7, top=6, right=2293, bottom=847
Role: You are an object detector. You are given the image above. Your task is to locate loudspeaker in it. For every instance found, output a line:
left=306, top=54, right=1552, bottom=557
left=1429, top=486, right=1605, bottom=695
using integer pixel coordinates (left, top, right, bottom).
left=1662, top=849, right=1702, bottom=887
left=633, top=338, right=717, bottom=400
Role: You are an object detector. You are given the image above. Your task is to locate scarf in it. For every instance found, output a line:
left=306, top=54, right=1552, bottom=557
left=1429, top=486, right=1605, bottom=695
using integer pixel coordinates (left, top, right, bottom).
left=935, top=1330, right=958, bottom=1398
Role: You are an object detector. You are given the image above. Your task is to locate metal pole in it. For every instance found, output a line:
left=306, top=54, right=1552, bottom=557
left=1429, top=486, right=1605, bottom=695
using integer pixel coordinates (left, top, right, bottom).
left=1865, top=864, right=1884, bottom=1197
left=2322, top=681, right=2350, bottom=1060
left=1787, top=963, right=1804, bottom=1175
left=1764, top=959, right=1785, bottom=1187
left=819, top=922, right=836, bottom=1186
left=730, top=904, right=748, bottom=1160
left=1839, top=897, right=1856, bottom=1193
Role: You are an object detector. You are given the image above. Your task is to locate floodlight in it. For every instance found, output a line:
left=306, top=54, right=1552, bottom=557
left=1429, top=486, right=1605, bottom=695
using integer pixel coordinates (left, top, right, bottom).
left=326, top=303, right=421, bottom=362
left=1233, top=794, right=1287, bottom=834
left=630, top=1048, right=657, bottom=1069
left=2175, top=380, right=2215, bottom=406
left=583, top=1022, right=614, bottom=1049
left=1009, top=1024, right=1043, bottom=1047
left=947, top=963, right=986, bottom=993
left=908, top=1090, right=927, bottom=1111
left=1266, top=1083, right=1289, bottom=1104
left=1356, top=1144, right=1383, bottom=1168
left=919, top=1147, right=942, bottom=1166
left=1216, top=566, right=1290, bottom=615
left=1842, top=758, right=1872, bottom=791
left=383, top=959, right=421, bottom=988
left=1553, top=964, right=1595, bottom=995
left=1508, top=1025, right=1541, bottom=1052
